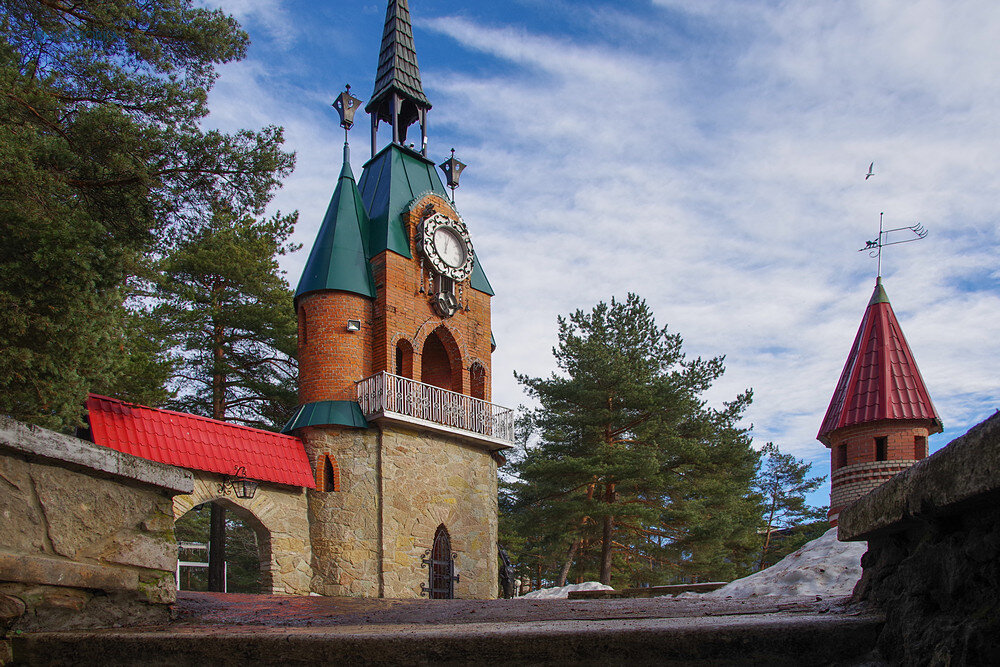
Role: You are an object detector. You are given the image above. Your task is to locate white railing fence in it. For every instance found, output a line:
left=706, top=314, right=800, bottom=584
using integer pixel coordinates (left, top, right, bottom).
left=356, top=372, right=514, bottom=445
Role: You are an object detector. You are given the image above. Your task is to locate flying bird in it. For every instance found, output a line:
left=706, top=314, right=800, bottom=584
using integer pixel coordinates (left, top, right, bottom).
left=865, top=162, right=875, bottom=180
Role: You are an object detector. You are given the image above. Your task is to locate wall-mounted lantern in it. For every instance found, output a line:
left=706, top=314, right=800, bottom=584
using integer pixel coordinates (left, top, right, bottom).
left=347, top=319, right=362, bottom=332
left=217, top=465, right=259, bottom=500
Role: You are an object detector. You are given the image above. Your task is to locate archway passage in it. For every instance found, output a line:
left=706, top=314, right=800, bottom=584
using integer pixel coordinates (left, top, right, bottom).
left=174, top=501, right=270, bottom=594
left=425, top=524, right=456, bottom=599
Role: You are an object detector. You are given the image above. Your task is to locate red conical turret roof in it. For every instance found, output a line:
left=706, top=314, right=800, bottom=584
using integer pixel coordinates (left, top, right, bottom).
left=817, top=278, right=942, bottom=444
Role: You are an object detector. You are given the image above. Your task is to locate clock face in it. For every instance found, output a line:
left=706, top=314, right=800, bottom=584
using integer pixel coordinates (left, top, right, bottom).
left=419, top=212, right=474, bottom=281
left=433, top=227, right=467, bottom=268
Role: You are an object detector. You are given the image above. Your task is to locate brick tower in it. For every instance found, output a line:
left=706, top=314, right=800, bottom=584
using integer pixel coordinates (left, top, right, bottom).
left=284, top=0, right=510, bottom=599
left=817, top=277, right=942, bottom=525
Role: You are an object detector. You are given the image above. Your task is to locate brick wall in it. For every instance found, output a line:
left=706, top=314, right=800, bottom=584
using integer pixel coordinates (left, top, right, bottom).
left=297, top=291, right=374, bottom=404
left=297, top=193, right=493, bottom=404
left=824, top=419, right=934, bottom=523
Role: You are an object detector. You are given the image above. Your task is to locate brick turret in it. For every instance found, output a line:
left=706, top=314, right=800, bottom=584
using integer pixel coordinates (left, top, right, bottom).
left=818, top=278, right=942, bottom=525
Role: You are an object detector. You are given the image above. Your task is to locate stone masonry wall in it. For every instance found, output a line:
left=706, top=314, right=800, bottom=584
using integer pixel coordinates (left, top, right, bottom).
left=381, top=424, right=498, bottom=599
left=0, top=416, right=192, bottom=633
left=300, top=426, right=381, bottom=597
left=839, top=412, right=1000, bottom=664
left=173, top=473, right=312, bottom=596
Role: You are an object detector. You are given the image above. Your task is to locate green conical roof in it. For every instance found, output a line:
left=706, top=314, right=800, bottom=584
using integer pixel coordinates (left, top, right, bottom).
left=296, top=145, right=376, bottom=300
left=357, top=143, right=494, bottom=295
left=869, top=276, right=890, bottom=306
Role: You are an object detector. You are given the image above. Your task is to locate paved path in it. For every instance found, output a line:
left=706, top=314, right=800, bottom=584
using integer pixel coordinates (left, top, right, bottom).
left=11, top=593, right=884, bottom=665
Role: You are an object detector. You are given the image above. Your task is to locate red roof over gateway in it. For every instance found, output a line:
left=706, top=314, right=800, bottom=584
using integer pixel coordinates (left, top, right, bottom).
left=817, top=279, right=942, bottom=444
left=86, top=394, right=315, bottom=488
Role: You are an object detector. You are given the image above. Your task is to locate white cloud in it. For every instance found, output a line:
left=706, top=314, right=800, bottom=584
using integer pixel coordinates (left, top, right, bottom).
left=200, top=0, right=296, bottom=47
left=207, top=1, right=1000, bottom=505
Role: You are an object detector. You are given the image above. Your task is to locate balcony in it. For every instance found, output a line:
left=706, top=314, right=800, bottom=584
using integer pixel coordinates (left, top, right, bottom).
left=356, top=372, right=514, bottom=450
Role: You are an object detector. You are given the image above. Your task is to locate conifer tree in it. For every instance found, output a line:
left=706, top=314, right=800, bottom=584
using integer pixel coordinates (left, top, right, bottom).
left=754, top=442, right=827, bottom=569
left=153, top=206, right=299, bottom=430
left=511, top=294, right=760, bottom=586
left=0, top=0, right=293, bottom=429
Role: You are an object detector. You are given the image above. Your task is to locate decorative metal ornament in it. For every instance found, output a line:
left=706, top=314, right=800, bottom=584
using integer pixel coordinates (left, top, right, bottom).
left=858, top=211, right=929, bottom=278
left=333, top=85, right=364, bottom=131
left=216, top=465, right=259, bottom=500
left=417, top=212, right=474, bottom=282
left=432, top=290, right=460, bottom=318
left=439, top=149, right=466, bottom=189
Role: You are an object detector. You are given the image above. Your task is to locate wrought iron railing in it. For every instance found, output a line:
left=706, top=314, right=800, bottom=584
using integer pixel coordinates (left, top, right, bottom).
left=356, top=371, right=514, bottom=445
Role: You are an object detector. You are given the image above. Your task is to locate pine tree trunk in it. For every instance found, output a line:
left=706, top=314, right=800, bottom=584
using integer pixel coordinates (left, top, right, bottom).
left=758, top=497, right=778, bottom=570
left=211, top=281, right=225, bottom=421
left=558, top=540, right=580, bottom=587
left=208, top=502, right=226, bottom=592
left=599, top=482, right=616, bottom=585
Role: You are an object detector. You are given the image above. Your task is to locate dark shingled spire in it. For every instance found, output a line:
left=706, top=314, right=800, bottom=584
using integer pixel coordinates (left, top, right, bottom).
left=366, top=0, right=431, bottom=153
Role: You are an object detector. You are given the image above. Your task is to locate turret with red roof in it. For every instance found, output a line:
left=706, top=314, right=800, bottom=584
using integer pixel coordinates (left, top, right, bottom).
left=818, top=277, right=942, bottom=525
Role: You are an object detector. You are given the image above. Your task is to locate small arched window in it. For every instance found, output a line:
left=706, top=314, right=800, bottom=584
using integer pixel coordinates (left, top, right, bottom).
left=469, top=362, right=486, bottom=400
left=317, top=453, right=340, bottom=492
left=396, top=339, right=414, bottom=378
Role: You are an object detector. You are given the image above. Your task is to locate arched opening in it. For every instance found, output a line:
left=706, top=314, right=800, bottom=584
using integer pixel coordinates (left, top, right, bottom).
left=395, top=339, right=414, bottom=378
left=318, top=453, right=340, bottom=492
left=469, top=362, right=486, bottom=401
left=174, top=499, right=272, bottom=594
left=421, top=328, right=461, bottom=393
left=424, top=524, right=456, bottom=599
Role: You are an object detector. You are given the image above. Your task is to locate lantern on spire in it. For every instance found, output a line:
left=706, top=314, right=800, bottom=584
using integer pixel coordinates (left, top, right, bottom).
left=333, top=85, right=364, bottom=140
left=439, top=149, right=466, bottom=201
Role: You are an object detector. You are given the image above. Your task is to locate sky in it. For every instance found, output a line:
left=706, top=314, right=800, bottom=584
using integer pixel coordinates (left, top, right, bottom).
left=201, top=0, right=1000, bottom=509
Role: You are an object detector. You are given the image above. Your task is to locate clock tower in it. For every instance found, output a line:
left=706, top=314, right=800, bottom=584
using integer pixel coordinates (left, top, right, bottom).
left=284, top=0, right=510, bottom=599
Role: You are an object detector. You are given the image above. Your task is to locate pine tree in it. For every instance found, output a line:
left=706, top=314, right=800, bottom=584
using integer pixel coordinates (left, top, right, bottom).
left=152, top=206, right=299, bottom=430
left=0, top=0, right=293, bottom=429
left=511, top=294, right=760, bottom=586
left=754, top=442, right=827, bottom=569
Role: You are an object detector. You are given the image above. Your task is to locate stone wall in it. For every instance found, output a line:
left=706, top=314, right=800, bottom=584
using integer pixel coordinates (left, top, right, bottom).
left=301, top=422, right=498, bottom=599
left=839, top=412, right=1000, bottom=664
left=381, top=424, right=498, bottom=599
left=0, top=415, right=192, bottom=633
left=300, top=426, right=381, bottom=597
left=172, top=473, right=312, bottom=596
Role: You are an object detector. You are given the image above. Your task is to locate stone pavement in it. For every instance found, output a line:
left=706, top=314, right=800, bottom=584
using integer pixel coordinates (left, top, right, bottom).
left=9, top=592, right=883, bottom=665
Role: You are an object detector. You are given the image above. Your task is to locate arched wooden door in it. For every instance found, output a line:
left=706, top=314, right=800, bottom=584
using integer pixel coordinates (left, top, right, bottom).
left=423, top=524, right=457, bottom=599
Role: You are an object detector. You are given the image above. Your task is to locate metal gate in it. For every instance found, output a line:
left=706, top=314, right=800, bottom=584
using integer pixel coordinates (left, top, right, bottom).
left=422, top=524, right=458, bottom=599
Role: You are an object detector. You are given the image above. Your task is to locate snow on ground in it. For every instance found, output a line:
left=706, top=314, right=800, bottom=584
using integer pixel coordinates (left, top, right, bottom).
left=515, top=528, right=865, bottom=600
left=703, top=527, right=867, bottom=598
left=518, top=581, right=613, bottom=599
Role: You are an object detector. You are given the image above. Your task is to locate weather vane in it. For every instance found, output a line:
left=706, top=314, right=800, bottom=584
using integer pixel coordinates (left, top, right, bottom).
left=859, top=212, right=928, bottom=278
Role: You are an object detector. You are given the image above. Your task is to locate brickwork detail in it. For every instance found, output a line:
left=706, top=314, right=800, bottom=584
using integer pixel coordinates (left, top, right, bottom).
left=315, top=453, right=341, bottom=493
left=825, top=420, right=933, bottom=523
left=297, top=292, right=374, bottom=404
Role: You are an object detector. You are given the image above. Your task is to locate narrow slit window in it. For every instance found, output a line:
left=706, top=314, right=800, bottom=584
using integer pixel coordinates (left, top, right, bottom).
left=875, top=436, right=888, bottom=462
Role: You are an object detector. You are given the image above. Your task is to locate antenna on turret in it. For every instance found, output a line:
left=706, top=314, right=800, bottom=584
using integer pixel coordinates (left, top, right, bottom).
left=859, top=211, right=929, bottom=278
left=439, top=148, right=466, bottom=203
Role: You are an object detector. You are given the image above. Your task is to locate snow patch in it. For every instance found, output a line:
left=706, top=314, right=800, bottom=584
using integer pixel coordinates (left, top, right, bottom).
left=704, top=527, right=866, bottom=598
left=518, top=581, right=613, bottom=599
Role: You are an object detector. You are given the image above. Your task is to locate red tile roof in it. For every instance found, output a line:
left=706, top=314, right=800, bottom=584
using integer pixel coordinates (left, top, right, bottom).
left=86, top=394, right=315, bottom=488
left=817, top=279, right=942, bottom=444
